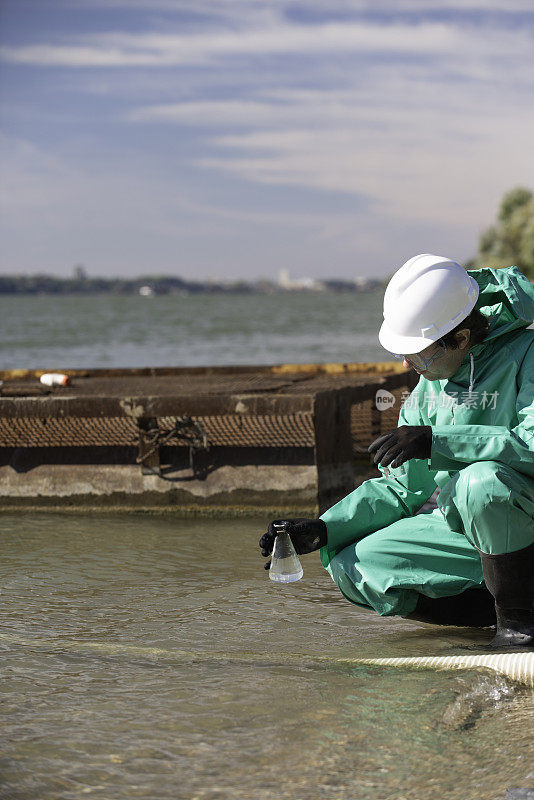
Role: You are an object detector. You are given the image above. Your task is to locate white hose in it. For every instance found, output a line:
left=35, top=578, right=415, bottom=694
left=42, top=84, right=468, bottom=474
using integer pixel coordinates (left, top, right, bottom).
left=338, top=652, right=534, bottom=688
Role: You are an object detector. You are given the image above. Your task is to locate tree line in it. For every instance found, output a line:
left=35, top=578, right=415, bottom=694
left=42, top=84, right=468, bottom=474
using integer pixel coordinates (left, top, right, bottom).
left=466, top=186, right=534, bottom=280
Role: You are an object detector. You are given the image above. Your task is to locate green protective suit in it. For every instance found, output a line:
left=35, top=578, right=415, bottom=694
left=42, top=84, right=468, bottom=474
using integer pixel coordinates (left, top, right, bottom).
left=320, top=265, right=534, bottom=618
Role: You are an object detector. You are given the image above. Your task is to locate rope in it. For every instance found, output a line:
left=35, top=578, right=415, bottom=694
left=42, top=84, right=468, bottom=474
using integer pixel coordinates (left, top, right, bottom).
left=136, top=416, right=210, bottom=471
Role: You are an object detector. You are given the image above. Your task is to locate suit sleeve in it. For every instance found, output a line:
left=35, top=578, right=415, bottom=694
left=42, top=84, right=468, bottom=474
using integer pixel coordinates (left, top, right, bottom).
left=319, top=381, right=438, bottom=568
left=430, top=341, right=534, bottom=479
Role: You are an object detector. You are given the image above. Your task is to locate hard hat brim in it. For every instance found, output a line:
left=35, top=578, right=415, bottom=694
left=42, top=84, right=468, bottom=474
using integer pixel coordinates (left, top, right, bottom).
left=378, top=320, right=437, bottom=355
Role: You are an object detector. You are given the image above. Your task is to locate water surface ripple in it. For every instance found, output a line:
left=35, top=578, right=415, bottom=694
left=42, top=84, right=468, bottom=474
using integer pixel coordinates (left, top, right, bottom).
left=1, top=514, right=533, bottom=799
left=0, top=291, right=386, bottom=369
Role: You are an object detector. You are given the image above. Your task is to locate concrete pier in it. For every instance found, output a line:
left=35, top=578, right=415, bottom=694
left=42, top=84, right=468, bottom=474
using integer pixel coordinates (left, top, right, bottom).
left=0, top=363, right=416, bottom=514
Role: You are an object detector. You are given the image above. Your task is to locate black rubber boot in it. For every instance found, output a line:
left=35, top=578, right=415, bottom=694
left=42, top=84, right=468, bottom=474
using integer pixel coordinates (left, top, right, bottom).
left=479, top=540, right=534, bottom=649
left=406, top=585, right=496, bottom=627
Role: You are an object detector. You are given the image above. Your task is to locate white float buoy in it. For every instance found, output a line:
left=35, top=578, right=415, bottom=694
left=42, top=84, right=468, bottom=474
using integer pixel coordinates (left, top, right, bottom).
left=39, top=373, right=71, bottom=387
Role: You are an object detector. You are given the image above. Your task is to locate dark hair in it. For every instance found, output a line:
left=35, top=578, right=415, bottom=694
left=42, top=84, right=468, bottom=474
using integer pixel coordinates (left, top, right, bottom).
left=441, top=307, right=490, bottom=350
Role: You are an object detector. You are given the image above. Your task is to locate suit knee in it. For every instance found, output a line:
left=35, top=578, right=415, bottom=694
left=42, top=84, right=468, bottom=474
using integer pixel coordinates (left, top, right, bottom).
left=453, top=460, right=516, bottom=515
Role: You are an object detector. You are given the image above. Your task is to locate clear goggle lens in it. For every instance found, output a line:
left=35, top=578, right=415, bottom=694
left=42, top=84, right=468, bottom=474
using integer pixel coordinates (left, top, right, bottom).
left=390, top=339, right=447, bottom=371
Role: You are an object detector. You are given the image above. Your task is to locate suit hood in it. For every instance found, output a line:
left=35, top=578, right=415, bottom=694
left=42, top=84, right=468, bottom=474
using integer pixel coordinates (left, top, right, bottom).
left=470, top=265, right=534, bottom=342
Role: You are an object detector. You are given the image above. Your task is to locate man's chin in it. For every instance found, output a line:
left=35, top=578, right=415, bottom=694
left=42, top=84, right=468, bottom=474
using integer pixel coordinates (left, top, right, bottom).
left=414, top=367, right=447, bottom=379
left=420, top=370, right=441, bottom=379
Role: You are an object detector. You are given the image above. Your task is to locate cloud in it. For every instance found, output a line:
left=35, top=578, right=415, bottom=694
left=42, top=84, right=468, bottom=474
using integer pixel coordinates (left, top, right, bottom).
left=51, top=0, right=534, bottom=13
left=125, top=68, right=534, bottom=230
left=207, top=121, right=534, bottom=227
left=3, top=18, right=527, bottom=68
left=128, top=100, right=290, bottom=126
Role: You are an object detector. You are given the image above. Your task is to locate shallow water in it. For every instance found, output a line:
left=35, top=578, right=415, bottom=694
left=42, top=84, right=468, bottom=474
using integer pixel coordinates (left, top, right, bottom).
left=0, top=513, right=533, bottom=800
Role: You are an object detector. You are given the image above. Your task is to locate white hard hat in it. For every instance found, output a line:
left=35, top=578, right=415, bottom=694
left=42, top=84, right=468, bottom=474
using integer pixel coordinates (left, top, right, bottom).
left=378, top=253, right=479, bottom=355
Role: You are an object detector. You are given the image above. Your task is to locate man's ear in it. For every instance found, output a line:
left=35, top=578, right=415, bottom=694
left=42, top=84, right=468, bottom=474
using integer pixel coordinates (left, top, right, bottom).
left=455, top=328, right=471, bottom=349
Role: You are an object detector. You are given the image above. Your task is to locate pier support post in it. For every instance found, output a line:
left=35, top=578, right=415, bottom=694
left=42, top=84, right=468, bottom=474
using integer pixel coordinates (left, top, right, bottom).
left=313, top=389, right=355, bottom=515
left=137, top=417, right=160, bottom=475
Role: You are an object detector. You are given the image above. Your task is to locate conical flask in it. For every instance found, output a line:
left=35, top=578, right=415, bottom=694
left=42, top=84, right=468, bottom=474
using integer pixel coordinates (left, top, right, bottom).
left=269, top=524, right=303, bottom=583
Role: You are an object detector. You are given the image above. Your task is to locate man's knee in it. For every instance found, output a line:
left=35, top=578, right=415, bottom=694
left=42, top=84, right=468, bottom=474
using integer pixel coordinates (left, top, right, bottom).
left=453, top=460, right=524, bottom=515
left=456, top=459, right=503, bottom=488
left=328, top=531, right=398, bottom=592
left=352, top=529, right=395, bottom=566
left=447, top=460, right=534, bottom=554
left=328, top=532, right=417, bottom=617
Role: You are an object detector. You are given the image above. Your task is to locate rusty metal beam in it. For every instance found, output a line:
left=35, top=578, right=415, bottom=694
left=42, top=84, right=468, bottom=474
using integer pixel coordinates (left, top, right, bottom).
left=0, top=393, right=315, bottom=419
left=0, top=370, right=410, bottom=420
left=0, top=361, right=409, bottom=382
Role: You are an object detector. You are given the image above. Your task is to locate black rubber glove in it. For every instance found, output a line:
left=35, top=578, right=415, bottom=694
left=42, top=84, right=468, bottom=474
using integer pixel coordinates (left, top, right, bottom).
left=367, top=425, right=432, bottom=469
left=259, top=518, right=327, bottom=570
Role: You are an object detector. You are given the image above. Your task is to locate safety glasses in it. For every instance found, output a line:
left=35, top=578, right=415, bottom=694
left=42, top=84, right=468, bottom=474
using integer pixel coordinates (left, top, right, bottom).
left=390, top=338, right=447, bottom=371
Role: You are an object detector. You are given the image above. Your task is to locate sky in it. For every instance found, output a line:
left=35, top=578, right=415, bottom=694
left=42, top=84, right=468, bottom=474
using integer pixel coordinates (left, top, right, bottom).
left=1, top=0, right=533, bottom=281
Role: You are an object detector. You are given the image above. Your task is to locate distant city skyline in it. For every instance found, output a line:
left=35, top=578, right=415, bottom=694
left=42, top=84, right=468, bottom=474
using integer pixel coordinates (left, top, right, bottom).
left=1, top=0, right=533, bottom=280
left=0, top=266, right=383, bottom=293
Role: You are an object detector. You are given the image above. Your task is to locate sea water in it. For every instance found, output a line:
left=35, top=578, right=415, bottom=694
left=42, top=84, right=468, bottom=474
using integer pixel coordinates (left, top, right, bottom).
left=0, top=290, right=386, bottom=369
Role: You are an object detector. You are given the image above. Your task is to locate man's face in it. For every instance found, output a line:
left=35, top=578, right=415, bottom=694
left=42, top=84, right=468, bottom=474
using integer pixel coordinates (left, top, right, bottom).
left=402, top=329, right=471, bottom=380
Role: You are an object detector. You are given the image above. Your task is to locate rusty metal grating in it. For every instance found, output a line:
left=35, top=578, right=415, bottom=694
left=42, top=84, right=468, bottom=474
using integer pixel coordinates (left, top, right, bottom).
left=160, top=414, right=315, bottom=448
left=0, top=416, right=139, bottom=448
left=0, top=412, right=316, bottom=449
